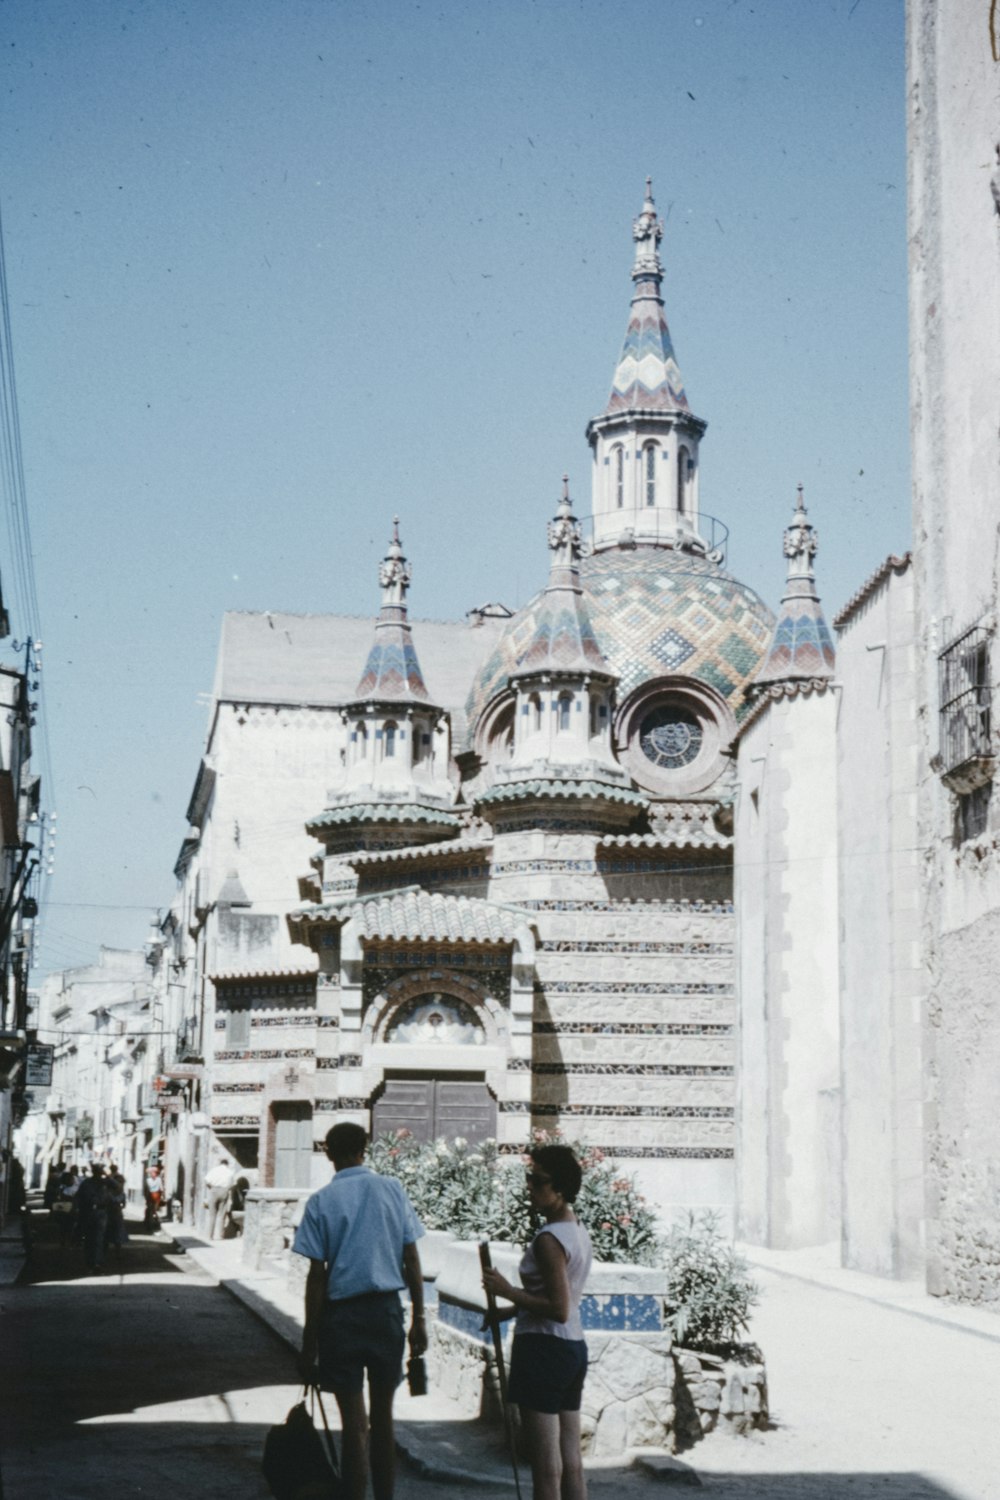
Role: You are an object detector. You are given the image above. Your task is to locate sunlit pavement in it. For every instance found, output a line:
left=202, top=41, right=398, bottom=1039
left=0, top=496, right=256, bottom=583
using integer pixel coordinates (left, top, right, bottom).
left=3, top=1211, right=1000, bottom=1499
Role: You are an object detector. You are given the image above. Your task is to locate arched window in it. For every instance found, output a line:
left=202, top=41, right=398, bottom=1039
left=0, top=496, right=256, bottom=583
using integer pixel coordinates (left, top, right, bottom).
left=613, top=445, right=624, bottom=508
left=644, top=443, right=657, bottom=506
left=558, top=692, right=573, bottom=732
left=383, top=721, right=397, bottom=759
left=530, top=693, right=543, bottom=733
left=355, top=722, right=368, bottom=760
left=412, top=720, right=426, bottom=765
left=677, top=446, right=690, bottom=514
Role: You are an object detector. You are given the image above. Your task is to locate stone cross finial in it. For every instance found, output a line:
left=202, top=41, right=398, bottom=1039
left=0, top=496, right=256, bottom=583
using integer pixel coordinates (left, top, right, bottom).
left=379, top=516, right=412, bottom=602
left=781, top=484, right=820, bottom=602
left=632, top=177, right=664, bottom=279
left=548, top=474, right=582, bottom=559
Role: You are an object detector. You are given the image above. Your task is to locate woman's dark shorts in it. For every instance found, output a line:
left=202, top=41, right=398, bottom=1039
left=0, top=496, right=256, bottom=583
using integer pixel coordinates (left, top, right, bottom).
left=507, top=1333, right=588, bottom=1414
left=318, top=1291, right=405, bottom=1394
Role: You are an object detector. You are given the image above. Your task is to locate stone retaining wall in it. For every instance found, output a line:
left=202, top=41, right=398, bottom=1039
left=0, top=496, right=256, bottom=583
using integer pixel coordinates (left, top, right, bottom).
left=674, top=1347, right=768, bottom=1438
left=432, top=1240, right=768, bottom=1457
left=242, top=1188, right=309, bottom=1273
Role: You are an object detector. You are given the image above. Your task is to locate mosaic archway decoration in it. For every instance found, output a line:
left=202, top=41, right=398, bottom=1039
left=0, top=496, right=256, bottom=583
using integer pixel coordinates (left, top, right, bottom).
left=385, top=993, right=486, bottom=1046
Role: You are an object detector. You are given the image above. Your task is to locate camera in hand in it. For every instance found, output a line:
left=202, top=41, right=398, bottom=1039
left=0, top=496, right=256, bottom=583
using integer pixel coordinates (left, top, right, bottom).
left=406, top=1355, right=428, bottom=1397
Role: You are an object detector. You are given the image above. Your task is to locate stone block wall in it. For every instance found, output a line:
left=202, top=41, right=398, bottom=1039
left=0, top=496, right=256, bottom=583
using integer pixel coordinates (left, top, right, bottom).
left=242, top=1187, right=309, bottom=1272
left=673, top=1347, right=768, bottom=1438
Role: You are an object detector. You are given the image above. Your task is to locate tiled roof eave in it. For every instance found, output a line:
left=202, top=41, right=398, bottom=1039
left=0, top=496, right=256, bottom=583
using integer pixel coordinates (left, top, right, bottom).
left=597, top=830, right=732, bottom=852
left=306, top=803, right=462, bottom=834
left=473, top=778, right=647, bottom=809
left=288, top=888, right=535, bottom=946
left=729, top=677, right=838, bottom=744
left=833, top=553, right=912, bottom=630
left=210, top=965, right=318, bottom=983
left=347, top=837, right=491, bottom=869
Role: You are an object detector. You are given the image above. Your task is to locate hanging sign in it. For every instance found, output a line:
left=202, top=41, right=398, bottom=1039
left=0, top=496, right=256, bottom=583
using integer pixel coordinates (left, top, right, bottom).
left=24, top=1043, right=54, bottom=1088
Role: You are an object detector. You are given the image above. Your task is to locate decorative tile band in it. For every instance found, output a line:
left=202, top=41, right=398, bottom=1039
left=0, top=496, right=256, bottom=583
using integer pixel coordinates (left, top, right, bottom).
left=213, top=979, right=317, bottom=1003
left=538, top=981, right=732, bottom=996
left=358, top=865, right=491, bottom=893
left=538, top=940, right=732, bottom=955
left=212, top=1115, right=260, bottom=1128
left=437, top=1293, right=663, bottom=1339
left=493, top=1142, right=734, bottom=1160
left=214, top=1048, right=315, bottom=1062
left=212, top=1083, right=265, bottom=1095
left=535, top=1022, right=733, bottom=1036
left=531, top=1063, right=733, bottom=1078
left=214, top=1012, right=319, bottom=1030
left=364, top=947, right=510, bottom=970
left=500, top=1101, right=732, bottom=1119
left=520, top=899, right=734, bottom=915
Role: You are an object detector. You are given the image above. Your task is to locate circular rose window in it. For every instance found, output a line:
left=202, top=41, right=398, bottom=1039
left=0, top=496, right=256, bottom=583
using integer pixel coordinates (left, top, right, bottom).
left=638, top=706, right=703, bottom=769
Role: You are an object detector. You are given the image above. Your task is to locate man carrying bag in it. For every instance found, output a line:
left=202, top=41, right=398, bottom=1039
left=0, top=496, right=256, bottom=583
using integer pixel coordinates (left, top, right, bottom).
left=292, top=1122, right=427, bottom=1500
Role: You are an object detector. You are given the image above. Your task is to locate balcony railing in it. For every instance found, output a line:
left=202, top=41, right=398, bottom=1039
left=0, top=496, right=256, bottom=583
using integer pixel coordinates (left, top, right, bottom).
left=938, top=624, right=993, bottom=777
left=583, top=508, right=729, bottom=567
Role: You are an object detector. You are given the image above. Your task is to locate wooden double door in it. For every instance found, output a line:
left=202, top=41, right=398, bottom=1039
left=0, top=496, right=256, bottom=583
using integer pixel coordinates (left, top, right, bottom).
left=371, top=1075, right=496, bottom=1146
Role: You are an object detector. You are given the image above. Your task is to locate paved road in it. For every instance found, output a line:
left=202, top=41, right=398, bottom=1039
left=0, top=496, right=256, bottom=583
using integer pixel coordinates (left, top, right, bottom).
left=0, top=1215, right=654, bottom=1500
left=3, top=1211, right=999, bottom=1499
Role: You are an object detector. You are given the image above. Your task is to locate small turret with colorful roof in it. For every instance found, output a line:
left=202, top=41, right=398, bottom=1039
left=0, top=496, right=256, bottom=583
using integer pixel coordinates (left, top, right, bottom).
left=475, top=477, right=644, bottom=829
left=311, top=519, right=460, bottom=875
left=755, top=486, right=836, bottom=687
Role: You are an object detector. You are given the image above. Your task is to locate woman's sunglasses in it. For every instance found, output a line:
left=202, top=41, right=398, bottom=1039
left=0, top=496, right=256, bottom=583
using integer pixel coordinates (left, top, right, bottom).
left=525, top=1170, right=553, bottom=1189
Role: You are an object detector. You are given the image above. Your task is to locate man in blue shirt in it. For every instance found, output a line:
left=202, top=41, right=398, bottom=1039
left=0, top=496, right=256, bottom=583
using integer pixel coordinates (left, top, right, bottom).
left=293, top=1121, right=426, bottom=1500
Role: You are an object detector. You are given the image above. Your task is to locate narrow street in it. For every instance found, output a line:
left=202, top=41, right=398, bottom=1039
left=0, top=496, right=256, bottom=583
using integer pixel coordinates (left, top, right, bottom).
left=3, top=1209, right=999, bottom=1500
left=0, top=1211, right=309, bottom=1499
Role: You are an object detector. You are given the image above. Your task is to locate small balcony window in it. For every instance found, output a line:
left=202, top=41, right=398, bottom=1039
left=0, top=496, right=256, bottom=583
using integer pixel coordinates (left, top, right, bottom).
left=938, top=625, right=992, bottom=775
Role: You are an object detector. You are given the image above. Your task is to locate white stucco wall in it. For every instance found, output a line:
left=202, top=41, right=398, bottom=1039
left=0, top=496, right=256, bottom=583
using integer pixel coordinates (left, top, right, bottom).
left=908, top=0, right=1000, bottom=1302
left=835, top=561, right=923, bottom=1277
left=735, top=687, right=840, bottom=1249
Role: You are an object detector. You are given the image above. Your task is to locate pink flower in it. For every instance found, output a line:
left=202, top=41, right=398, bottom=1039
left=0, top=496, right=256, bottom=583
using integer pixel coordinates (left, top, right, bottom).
left=618, top=1214, right=632, bottom=1226
left=601, top=1221, right=612, bottom=1230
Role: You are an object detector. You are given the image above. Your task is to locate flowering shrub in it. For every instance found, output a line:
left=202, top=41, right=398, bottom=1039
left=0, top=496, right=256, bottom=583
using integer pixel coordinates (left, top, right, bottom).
left=659, top=1211, right=759, bottom=1349
left=368, top=1127, right=660, bottom=1264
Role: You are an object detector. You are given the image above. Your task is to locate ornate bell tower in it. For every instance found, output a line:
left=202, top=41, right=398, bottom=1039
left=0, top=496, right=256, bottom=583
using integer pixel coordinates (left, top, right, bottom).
left=586, top=180, right=710, bottom=554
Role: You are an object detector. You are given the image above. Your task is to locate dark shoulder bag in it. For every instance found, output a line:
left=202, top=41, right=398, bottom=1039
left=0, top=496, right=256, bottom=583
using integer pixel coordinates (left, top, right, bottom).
left=262, top=1384, right=341, bottom=1500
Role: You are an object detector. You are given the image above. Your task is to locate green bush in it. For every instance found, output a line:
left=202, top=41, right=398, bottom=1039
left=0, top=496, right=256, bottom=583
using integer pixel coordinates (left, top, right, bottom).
left=368, top=1127, right=661, bottom=1265
left=659, top=1211, right=759, bottom=1349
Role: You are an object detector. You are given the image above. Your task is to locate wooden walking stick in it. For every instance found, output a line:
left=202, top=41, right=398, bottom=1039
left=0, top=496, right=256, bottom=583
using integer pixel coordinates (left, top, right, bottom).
left=479, top=1241, right=523, bottom=1500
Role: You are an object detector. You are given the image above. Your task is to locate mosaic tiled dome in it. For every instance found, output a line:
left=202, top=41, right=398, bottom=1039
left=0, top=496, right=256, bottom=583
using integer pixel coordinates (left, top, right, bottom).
left=465, top=547, right=775, bottom=746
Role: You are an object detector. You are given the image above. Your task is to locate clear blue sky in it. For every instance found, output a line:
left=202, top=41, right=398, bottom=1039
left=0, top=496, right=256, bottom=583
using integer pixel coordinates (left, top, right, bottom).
left=1, top=0, right=908, bottom=977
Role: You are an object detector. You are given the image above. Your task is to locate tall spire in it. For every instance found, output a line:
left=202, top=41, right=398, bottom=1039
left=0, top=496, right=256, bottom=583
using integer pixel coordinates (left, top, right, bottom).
left=353, top=518, right=430, bottom=701
left=603, top=178, right=690, bottom=417
left=586, top=181, right=708, bottom=554
left=755, top=487, right=836, bottom=685
left=512, top=477, right=611, bottom=678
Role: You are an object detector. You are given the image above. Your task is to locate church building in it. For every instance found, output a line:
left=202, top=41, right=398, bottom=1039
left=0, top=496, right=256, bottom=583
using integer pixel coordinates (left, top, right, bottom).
left=268, top=181, right=812, bottom=1216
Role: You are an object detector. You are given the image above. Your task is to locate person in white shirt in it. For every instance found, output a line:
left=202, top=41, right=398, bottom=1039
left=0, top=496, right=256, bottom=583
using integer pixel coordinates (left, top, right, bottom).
left=204, top=1153, right=235, bottom=1239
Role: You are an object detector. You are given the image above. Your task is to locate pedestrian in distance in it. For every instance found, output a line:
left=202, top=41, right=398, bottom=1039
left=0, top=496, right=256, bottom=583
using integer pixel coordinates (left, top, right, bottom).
left=204, top=1151, right=234, bottom=1239
left=105, top=1170, right=128, bottom=1253
left=143, top=1162, right=163, bottom=1230
left=293, top=1121, right=428, bottom=1500
left=52, top=1166, right=79, bottom=1247
left=77, top=1163, right=114, bottom=1271
left=482, top=1144, right=593, bottom=1500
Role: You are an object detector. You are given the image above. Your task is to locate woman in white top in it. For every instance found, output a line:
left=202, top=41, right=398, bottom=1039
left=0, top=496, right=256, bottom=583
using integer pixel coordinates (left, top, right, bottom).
left=483, top=1145, right=593, bottom=1500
